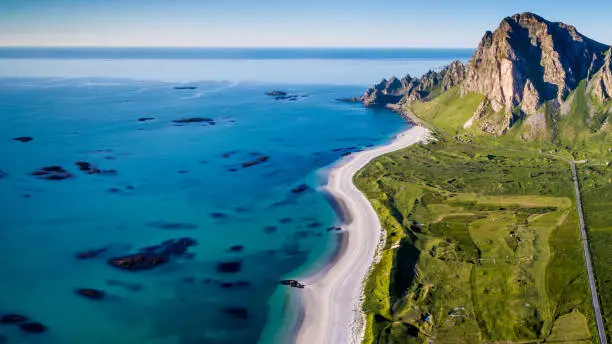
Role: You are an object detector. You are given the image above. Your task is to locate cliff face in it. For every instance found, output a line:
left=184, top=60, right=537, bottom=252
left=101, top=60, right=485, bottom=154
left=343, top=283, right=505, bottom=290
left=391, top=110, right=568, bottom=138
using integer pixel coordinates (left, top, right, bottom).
left=589, top=49, right=612, bottom=103
left=461, top=12, right=611, bottom=114
left=361, top=60, right=466, bottom=108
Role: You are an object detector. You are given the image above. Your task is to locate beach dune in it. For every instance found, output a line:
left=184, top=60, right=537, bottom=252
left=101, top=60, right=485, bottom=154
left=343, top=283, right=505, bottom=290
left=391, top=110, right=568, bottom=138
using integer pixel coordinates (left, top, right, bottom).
left=295, top=125, right=430, bottom=344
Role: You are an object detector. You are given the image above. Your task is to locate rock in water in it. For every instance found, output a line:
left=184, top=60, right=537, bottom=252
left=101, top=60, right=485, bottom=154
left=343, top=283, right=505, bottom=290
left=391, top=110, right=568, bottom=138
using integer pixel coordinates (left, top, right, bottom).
left=1, top=314, right=28, bottom=324
left=290, top=184, right=310, bottom=194
left=75, top=247, right=108, bottom=259
left=280, top=279, right=305, bottom=288
left=265, top=90, right=287, bottom=96
left=241, top=155, right=269, bottom=168
left=223, top=307, right=249, bottom=320
left=19, top=322, right=47, bottom=333
left=108, top=237, right=197, bottom=271
left=75, top=288, right=106, bottom=300
left=30, top=166, right=74, bottom=180
left=13, top=136, right=33, bottom=142
left=172, top=117, right=214, bottom=124
left=216, top=261, right=242, bottom=273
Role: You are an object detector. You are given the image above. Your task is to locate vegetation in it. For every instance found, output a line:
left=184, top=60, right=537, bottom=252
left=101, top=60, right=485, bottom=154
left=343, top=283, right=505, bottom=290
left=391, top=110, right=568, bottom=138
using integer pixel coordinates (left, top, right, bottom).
left=577, top=162, right=612, bottom=336
left=353, top=79, right=612, bottom=343
left=355, top=141, right=595, bottom=343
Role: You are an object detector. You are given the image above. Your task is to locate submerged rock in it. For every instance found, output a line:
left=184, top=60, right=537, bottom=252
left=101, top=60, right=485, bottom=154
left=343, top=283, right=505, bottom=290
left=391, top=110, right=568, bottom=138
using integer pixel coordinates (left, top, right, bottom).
left=216, top=261, right=242, bottom=273
left=75, top=288, right=106, bottom=300
left=223, top=307, right=249, bottom=320
left=172, top=117, right=214, bottom=124
left=280, top=279, right=305, bottom=289
left=229, top=245, right=244, bottom=252
left=13, top=136, right=33, bottom=143
left=75, top=161, right=117, bottom=176
left=30, top=166, right=74, bottom=180
left=220, top=280, right=251, bottom=289
left=1, top=314, right=28, bottom=324
left=241, top=156, right=269, bottom=168
left=291, top=184, right=310, bottom=194
left=19, top=322, right=47, bottom=333
left=75, top=248, right=108, bottom=260
left=146, top=221, right=198, bottom=230
left=265, top=90, right=287, bottom=96
left=0, top=170, right=7, bottom=179
left=210, top=212, right=229, bottom=220
left=108, top=237, right=197, bottom=271
left=109, top=253, right=168, bottom=271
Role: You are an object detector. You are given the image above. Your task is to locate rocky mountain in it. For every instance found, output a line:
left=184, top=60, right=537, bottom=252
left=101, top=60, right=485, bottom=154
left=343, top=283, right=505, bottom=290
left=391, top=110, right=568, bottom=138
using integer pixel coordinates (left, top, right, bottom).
left=352, top=12, right=612, bottom=140
left=357, top=60, right=466, bottom=108
left=589, top=50, right=612, bottom=103
left=462, top=12, right=611, bottom=115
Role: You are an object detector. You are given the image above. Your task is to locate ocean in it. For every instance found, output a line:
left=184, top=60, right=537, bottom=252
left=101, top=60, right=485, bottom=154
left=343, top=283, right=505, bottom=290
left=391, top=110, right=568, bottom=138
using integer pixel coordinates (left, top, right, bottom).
left=0, top=48, right=470, bottom=344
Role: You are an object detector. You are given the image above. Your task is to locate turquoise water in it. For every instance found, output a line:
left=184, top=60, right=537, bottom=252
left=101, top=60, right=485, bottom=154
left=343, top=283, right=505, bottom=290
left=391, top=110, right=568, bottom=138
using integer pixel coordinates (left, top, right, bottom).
left=0, top=50, right=466, bottom=344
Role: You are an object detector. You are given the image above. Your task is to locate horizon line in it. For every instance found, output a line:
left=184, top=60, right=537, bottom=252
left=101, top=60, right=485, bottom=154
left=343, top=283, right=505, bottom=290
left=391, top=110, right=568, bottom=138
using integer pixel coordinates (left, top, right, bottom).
left=0, top=46, right=475, bottom=50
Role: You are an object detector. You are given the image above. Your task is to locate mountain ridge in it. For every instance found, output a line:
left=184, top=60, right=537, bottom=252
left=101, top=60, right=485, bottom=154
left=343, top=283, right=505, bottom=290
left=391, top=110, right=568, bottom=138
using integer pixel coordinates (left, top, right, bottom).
left=356, top=12, right=612, bottom=139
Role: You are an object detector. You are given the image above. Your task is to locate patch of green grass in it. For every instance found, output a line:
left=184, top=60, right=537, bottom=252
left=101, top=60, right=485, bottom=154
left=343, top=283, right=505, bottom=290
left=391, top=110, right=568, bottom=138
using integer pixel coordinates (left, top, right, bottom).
left=578, top=162, right=612, bottom=337
left=355, top=141, right=595, bottom=343
left=411, top=88, right=484, bottom=135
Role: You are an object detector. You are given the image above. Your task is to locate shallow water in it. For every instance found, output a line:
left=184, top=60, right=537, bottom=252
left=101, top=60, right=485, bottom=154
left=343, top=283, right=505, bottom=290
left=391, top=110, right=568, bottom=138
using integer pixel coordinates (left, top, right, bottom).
left=0, top=50, right=465, bottom=344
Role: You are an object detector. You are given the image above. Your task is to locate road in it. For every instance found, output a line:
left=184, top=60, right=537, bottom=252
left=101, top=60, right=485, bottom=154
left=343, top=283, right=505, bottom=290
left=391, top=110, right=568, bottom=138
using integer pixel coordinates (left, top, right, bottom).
left=401, top=106, right=608, bottom=343
left=571, top=161, right=608, bottom=344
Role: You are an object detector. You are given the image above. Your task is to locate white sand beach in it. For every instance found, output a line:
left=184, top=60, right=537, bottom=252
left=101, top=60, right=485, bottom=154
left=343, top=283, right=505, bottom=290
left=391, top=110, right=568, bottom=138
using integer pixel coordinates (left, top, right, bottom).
left=295, top=125, right=430, bottom=344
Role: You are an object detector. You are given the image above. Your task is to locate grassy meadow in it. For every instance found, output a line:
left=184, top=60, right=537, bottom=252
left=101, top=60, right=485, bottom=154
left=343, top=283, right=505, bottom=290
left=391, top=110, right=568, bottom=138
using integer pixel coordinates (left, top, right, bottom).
left=355, top=141, right=595, bottom=343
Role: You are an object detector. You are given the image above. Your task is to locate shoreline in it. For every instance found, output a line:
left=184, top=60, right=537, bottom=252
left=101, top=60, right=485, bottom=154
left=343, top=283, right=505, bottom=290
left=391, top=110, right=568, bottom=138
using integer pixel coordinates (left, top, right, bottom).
left=293, top=125, right=430, bottom=344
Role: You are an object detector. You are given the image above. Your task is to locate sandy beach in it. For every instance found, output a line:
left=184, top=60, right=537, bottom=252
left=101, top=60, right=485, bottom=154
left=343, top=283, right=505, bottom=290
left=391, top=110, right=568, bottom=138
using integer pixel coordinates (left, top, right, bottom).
left=295, top=125, right=430, bottom=344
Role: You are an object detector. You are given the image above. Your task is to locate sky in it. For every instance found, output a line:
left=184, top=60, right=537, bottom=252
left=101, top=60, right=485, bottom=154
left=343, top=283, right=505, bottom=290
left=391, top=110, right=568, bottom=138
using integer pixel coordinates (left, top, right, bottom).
left=0, top=0, right=611, bottom=48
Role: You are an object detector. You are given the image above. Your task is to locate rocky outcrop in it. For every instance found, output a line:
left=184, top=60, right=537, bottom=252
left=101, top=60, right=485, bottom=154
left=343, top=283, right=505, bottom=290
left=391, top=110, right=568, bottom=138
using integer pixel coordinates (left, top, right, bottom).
left=589, top=49, right=612, bottom=103
left=461, top=12, right=610, bottom=114
left=360, top=61, right=466, bottom=108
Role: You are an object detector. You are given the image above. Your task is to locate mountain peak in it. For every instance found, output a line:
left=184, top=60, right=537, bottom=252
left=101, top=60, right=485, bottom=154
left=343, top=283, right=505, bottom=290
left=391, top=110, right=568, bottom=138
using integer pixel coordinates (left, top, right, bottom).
left=461, top=12, right=610, bottom=118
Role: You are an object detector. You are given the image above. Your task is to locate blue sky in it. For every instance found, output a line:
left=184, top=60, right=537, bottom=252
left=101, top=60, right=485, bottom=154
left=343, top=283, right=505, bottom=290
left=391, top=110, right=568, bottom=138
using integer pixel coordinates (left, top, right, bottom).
left=1, top=0, right=611, bottom=47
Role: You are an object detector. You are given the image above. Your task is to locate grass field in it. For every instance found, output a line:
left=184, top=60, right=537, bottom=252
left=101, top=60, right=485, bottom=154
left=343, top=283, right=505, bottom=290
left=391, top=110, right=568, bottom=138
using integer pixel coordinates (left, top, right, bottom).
left=577, top=162, right=612, bottom=337
left=355, top=141, right=596, bottom=343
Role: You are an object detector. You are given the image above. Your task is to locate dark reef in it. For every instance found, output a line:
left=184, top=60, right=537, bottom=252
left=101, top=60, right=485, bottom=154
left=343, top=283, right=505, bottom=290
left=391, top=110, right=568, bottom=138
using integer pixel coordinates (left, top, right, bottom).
left=1, top=314, right=28, bottom=324
left=75, top=248, right=108, bottom=260
left=146, top=221, right=198, bottom=230
left=172, top=117, right=215, bottom=124
left=19, top=322, right=47, bottom=333
left=216, top=261, right=242, bottom=274
left=241, top=156, right=269, bottom=168
left=75, top=161, right=117, bottom=176
left=108, top=237, right=197, bottom=271
left=75, top=288, right=106, bottom=300
left=13, top=136, right=33, bottom=142
left=30, top=166, right=74, bottom=180
left=223, top=307, right=249, bottom=320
